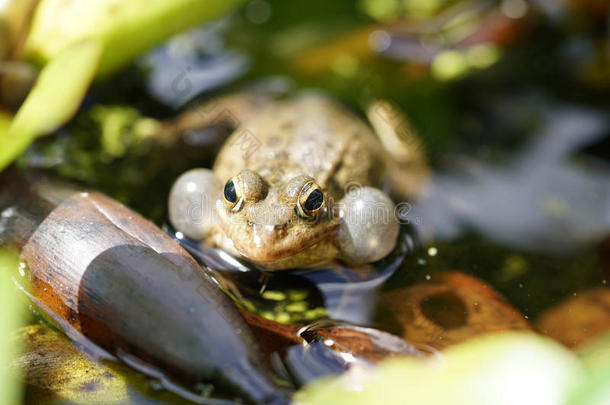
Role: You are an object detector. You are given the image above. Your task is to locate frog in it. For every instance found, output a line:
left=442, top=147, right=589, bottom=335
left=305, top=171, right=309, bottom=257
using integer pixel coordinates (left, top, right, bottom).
left=167, top=91, right=428, bottom=270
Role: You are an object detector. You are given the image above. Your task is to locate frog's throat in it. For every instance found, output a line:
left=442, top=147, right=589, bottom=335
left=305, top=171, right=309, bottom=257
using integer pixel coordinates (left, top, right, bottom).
left=232, top=222, right=339, bottom=264
left=251, top=235, right=341, bottom=270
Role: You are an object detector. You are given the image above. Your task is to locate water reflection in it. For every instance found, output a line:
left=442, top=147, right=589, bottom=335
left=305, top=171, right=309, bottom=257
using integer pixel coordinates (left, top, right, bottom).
left=284, top=319, right=423, bottom=386
left=143, top=22, right=249, bottom=109
left=293, top=229, right=417, bottom=324
left=409, top=98, right=610, bottom=254
left=169, top=226, right=417, bottom=324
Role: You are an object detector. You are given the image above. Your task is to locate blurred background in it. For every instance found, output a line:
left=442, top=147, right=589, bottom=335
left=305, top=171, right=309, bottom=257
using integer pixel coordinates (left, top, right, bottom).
left=1, top=0, right=610, bottom=404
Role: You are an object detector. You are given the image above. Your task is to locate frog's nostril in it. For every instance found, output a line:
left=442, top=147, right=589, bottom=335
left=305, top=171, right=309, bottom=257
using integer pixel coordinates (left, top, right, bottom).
left=273, top=224, right=288, bottom=239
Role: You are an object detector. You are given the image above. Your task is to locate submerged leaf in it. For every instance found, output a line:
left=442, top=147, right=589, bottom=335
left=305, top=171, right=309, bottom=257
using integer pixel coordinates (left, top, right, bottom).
left=13, top=325, right=128, bottom=405
left=538, top=288, right=610, bottom=349
left=377, top=272, right=531, bottom=350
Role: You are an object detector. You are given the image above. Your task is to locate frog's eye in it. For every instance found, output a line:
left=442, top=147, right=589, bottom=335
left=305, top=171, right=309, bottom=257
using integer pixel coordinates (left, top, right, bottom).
left=224, top=178, right=243, bottom=211
left=297, top=182, right=324, bottom=218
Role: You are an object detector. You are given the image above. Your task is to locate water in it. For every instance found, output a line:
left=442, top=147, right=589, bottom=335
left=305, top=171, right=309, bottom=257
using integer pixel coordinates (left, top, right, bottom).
left=12, top=0, right=610, bottom=402
left=171, top=225, right=418, bottom=324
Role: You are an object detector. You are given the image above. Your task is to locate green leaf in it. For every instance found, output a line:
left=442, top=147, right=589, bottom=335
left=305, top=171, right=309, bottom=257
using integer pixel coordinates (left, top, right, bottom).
left=0, top=39, right=102, bottom=171
left=0, top=111, right=10, bottom=134
left=0, top=249, right=24, bottom=405
left=566, top=332, right=610, bottom=405
left=566, top=363, right=610, bottom=405
left=576, top=330, right=610, bottom=371
left=0, top=0, right=245, bottom=172
left=296, top=332, right=584, bottom=405
left=24, top=0, right=246, bottom=77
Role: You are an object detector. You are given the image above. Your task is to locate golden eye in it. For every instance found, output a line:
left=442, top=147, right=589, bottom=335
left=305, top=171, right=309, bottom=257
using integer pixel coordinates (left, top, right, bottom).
left=223, top=177, right=243, bottom=211
left=297, top=182, right=324, bottom=218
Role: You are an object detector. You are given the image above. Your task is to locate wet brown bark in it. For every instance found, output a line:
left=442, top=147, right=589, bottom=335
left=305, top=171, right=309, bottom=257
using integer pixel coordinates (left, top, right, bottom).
left=0, top=170, right=289, bottom=405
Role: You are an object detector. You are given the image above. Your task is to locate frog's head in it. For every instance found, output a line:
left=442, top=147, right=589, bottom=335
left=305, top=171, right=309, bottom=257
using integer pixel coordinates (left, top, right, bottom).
left=216, top=170, right=339, bottom=263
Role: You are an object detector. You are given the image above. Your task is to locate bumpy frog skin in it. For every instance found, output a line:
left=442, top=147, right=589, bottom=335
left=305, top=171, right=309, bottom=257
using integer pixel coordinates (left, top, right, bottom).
left=168, top=93, right=428, bottom=270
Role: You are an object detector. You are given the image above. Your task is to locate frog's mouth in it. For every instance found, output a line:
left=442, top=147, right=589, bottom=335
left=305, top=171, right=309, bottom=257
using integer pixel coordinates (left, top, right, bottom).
left=233, top=220, right=339, bottom=263
left=250, top=237, right=341, bottom=270
left=217, top=207, right=339, bottom=264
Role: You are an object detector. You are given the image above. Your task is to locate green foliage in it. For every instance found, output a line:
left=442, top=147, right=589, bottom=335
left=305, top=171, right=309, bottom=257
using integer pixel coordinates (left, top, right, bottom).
left=296, top=332, right=584, bottom=405
left=0, top=0, right=245, bottom=173
left=566, top=332, right=610, bottom=405
left=26, top=104, right=205, bottom=222
left=0, top=112, right=10, bottom=136
left=567, top=363, right=610, bottom=405
left=577, top=331, right=610, bottom=371
left=0, top=40, right=103, bottom=172
left=0, top=250, right=24, bottom=405
left=24, top=0, right=246, bottom=78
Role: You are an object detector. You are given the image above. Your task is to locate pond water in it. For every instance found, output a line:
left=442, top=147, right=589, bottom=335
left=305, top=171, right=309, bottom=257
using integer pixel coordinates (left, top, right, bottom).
left=12, top=0, right=610, bottom=403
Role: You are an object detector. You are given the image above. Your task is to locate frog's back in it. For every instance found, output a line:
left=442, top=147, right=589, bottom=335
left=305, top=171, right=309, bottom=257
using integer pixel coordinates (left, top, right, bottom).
left=213, top=94, right=387, bottom=199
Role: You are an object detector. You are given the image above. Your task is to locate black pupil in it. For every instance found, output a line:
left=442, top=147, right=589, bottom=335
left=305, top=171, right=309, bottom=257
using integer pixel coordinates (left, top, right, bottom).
left=224, top=180, right=237, bottom=203
left=304, top=189, right=323, bottom=211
